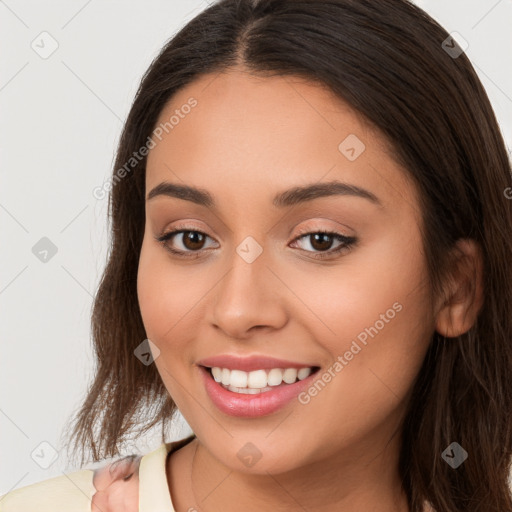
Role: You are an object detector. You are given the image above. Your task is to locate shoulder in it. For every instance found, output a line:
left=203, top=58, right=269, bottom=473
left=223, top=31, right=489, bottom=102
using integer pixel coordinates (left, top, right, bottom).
left=0, top=468, right=96, bottom=512
left=0, top=453, right=140, bottom=512
left=0, top=436, right=196, bottom=512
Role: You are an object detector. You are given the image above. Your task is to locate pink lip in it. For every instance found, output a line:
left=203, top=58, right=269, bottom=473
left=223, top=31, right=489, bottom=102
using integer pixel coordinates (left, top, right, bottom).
left=197, top=354, right=317, bottom=372
left=198, top=365, right=320, bottom=418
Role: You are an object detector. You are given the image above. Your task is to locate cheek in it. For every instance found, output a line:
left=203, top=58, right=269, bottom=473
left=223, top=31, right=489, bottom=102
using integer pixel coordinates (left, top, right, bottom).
left=290, top=227, right=428, bottom=345
left=289, top=230, right=432, bottom=440
left=137, top=244, right=170, bottom=340
left=136, top=240, right=204, bottom=404
left=136, top=238, right=211, bottom=355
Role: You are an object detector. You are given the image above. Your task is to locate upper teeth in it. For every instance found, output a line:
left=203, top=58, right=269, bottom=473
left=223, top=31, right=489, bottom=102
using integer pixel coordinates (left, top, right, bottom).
left=210, top=367, right=313, bottom=388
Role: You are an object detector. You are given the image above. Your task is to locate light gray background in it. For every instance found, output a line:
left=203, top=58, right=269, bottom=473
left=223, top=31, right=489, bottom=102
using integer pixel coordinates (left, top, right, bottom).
left=1, top=0, right=511, bottom=495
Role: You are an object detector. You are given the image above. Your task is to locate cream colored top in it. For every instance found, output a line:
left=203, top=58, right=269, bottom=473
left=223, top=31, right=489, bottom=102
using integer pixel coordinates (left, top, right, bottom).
left=0, top=435, right=196, bottom=512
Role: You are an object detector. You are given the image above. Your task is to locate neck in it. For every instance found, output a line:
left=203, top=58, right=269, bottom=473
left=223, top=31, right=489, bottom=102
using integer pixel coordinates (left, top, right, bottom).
left=183, top=428, right=410, bottom=512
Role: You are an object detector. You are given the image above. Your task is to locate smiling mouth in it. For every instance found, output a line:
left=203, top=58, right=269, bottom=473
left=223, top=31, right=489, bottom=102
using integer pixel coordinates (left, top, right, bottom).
left=201, top=365, right=321, bottom=394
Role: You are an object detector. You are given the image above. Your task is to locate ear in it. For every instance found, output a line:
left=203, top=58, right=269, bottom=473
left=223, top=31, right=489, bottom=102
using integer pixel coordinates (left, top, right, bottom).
left=434, top=238, right=484, bottom=338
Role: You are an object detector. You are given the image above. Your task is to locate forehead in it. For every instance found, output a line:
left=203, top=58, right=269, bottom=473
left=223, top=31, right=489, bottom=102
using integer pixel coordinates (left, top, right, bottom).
left=145, top=68, right=419, bottom=216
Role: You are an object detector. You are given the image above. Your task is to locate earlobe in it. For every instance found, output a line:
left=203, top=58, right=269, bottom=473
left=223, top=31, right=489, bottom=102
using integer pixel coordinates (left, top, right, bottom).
left=434, top=238, right=484, bottom=338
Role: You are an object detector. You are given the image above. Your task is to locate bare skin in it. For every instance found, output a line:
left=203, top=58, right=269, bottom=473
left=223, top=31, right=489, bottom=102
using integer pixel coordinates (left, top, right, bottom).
left=136, top=67, right=483, bottom=512
left=91, top=455, right=140, bottom=511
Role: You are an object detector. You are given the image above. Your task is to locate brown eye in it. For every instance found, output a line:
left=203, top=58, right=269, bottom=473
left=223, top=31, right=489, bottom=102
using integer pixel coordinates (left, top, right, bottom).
left=308, top=233, right=336, bottom=251
left=155, top=227, right=217, bottom=258
left=291, top=230, right=357, bottom=260
left=180, top=231, right=207, bottom=251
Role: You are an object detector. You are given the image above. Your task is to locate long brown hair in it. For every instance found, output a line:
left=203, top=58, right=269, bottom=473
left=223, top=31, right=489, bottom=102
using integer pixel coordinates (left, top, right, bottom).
left=62, top=1, right=512, bottom=510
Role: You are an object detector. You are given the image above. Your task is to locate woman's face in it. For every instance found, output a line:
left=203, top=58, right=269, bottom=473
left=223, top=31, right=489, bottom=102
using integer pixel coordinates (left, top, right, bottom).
left=137, top=68, right=435, bottom=474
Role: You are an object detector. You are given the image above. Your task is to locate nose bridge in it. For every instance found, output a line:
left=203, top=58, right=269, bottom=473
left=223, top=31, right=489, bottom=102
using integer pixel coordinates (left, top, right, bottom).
left=216, top=234, right=270, bottom=311
left=209, top=233, right=286, bottom=336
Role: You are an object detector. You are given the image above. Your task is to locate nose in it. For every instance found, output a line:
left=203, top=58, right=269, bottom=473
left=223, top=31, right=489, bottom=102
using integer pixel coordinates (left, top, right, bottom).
left=208, top=245, right=288, bottom=339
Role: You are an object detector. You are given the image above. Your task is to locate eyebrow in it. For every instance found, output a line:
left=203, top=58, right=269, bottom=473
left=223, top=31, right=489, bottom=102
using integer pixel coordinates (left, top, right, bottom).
left=146, top=180, right=382, bottom=208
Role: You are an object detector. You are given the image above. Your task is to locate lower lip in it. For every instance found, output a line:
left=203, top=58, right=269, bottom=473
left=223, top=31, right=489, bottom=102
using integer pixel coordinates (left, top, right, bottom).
left=198, top=365, right=319, bottom=418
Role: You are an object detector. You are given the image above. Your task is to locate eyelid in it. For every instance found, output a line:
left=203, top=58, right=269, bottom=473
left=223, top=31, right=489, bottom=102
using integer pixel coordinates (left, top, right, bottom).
left=158, top=220, right=353, bottom=244
left=292, top=222, right=354, bottom=239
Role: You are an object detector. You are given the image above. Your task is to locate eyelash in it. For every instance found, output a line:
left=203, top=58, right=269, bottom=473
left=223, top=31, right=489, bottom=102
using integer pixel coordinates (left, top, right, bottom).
left=154, top=224, right=357, bottom=261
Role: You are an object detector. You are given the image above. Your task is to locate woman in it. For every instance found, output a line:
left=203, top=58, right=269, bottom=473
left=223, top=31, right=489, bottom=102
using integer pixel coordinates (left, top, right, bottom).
left=2, top=0, right=511, bottom=511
